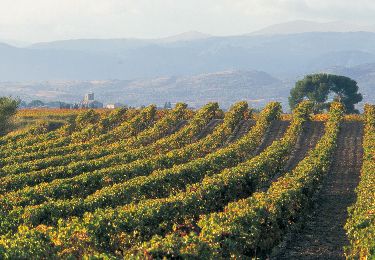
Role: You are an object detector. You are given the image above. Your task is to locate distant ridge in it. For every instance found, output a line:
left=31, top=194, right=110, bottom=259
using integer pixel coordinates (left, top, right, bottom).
left=3, top=31, right=375, bottom=81
left=251, top=20, right=375, bottom=35
left=30, top=31, right=212, bottom=51
left=156, top=31, right=212, bottom=43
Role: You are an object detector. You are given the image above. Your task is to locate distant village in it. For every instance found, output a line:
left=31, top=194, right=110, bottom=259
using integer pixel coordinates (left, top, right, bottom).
left=19, top=93, right=175, bottom=110
left=20, top=93, right=123, bottom=109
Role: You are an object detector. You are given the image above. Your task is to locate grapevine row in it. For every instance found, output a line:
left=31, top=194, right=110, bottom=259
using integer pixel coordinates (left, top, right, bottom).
left=0, top=102, right=229, bottom=215
left=0, top=104, right=187, bottom=176
left=345, top=104, right=375, bottom=259
left=10, top=101, right=278, bottom=229
left=0, top=107, right=139, bottom=160
left=126, top=102, right=343, bottom=259
left=0, top=101, right=309, bottom=258
left=0, top=105, right=216, bottom=196
left=0, top=107, right=150, bottom=168
left=0, top=121, right=63, bottom=148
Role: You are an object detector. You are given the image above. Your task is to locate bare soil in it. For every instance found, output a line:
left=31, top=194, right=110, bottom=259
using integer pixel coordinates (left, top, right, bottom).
left=196, top=119, right=223, bottom=139
left=254, top=120, right=291, bottom=155
left=284, top=121, right=325, bottom=172
left=273, top=121, right=364, bottom=260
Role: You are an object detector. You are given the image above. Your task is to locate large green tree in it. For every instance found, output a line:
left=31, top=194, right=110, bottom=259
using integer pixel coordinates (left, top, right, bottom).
left=0, top=97, right=20, bottom=135
left=289, top=74, right=363, bottom=113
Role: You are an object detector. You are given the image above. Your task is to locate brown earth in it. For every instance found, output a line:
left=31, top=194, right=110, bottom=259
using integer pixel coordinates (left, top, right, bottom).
left=273, top=121, right=364, bottom=260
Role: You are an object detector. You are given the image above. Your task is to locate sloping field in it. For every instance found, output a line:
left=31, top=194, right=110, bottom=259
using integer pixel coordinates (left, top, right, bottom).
left=0, top=101, right=373, bottom=259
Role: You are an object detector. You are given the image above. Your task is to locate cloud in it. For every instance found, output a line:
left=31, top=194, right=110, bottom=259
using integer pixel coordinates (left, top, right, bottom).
left=0, top=0, right=374, bottom=42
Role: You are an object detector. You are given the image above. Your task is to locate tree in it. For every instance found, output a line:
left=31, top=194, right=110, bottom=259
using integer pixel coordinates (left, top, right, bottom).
left=289, top=74, right=363, bottom=113
left=0, top=97, right=20, bottom=135
left=164, top=102, right=172, bottom=109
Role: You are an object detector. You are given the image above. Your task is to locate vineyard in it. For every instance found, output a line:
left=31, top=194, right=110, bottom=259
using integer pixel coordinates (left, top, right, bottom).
left=0, top=101, right=373, bottom=259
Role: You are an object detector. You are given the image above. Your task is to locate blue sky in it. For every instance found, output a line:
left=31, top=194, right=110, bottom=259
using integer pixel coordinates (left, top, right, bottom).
left=0, top=0, right=374, bottom=42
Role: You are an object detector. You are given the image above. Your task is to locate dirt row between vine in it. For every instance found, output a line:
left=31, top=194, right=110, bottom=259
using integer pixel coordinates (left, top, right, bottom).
left=254, top=120, right=291, bottom=156
left=195, top=119, right=223, bottom=139
left=167, top=120, right=188, bottom=135
left=274, top=121, right=364, bottom=260
left=258, top=121, right=326, bottom=194
left=284, top=121, right=326, bottom=172
left=225, top=120, right=255, bottom=144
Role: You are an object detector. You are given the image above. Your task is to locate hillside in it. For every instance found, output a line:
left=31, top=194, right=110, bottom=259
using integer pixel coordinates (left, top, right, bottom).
left=0, top=70, right=284, bottom=108
left=323, top=63, right=375, bottom=104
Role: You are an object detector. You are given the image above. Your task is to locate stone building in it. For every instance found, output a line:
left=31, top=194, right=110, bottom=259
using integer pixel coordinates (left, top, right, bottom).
left=81, top=93, right=103, bottom=109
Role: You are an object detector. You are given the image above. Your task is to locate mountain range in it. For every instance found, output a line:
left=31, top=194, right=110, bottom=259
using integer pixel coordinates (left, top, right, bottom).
left=0, top=20, right=374, bottom=109
left=251, top=20, right=375, bottom=35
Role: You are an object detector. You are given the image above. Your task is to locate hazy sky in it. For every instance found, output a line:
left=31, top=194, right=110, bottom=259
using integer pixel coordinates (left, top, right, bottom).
left=1, top=0, right=375, bottom=43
